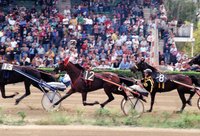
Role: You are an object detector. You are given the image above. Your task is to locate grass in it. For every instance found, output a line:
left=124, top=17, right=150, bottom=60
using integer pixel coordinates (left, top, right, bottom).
left=0, top=108, right=27, bottom=125
left=35, top=112, right=71, bottom=125
left=0, top=107, right=200, bottom=128
left=34, top=109, right=200, bottom=129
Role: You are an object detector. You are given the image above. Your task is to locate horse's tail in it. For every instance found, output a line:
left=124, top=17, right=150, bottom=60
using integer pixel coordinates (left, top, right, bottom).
left=189, top=75, right=200, bottom=87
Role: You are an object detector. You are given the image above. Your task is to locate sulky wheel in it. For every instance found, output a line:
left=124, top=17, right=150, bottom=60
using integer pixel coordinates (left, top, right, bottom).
left=121, top=96, right=144, bottom=118
left=41, top=92, right=61, bottom=111
left=197, top=97, right=200, bottom=110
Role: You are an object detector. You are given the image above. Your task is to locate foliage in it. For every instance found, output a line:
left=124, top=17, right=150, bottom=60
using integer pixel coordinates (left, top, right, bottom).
left=17, top=111, right=26, bottom=122
left=36, top=112, right=71, bottom=125
left=38, top=67, right=200, bottom=79
left=0, top=108, right=27, bottom=125
left=165, top=0, right=197, bottom=22
left=193, top=23, right=200, bottom=55
left=1, top=106, right=200, bottom=128
left=33, top=109, right=200, bottom=128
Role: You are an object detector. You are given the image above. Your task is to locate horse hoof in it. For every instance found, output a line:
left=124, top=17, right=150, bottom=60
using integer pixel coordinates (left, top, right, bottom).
left=15, top=92, right=19, bottom=96
left=52, top=104, right=56, bottom=108
left=187, top=101, right=192, bottom=106
left=146, top=109, right=152, bottom=112
left=15, top=100, right=19, bottom=105
left=94, top=101, right=99, bottom=105
left=175, top=110, right=183, bottom=114
left=53, top=102, right=59, bottom=106
left=100, top=104, right=104, bottom=108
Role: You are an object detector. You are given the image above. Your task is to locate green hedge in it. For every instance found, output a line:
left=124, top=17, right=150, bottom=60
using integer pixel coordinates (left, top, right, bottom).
left=38, top=68, right=200, bottom=78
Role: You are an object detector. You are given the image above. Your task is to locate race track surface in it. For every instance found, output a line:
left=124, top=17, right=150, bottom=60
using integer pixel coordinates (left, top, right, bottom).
left=0, top=83, right=199, bottom=136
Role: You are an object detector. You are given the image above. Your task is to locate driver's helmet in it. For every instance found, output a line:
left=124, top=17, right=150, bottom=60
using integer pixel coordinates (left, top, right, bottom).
left=144, top=69, right=152, bottom=74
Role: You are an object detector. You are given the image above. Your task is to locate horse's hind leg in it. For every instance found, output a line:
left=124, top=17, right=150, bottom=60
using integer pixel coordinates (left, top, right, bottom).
left=100, top=88, right=114, bottom=108
left=112, top=88, right=127, bottom=100
left=15, top=81, right=31, bottom=105
left=82, top=91, right=99, bottom=106
left=186, top=90, right=195, bottom=106
left=177, top=89, right=187, bottom=113
left=0, top=85, right=19, bottom=98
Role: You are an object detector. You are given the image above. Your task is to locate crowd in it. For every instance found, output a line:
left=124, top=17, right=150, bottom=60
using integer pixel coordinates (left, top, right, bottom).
left=0, top=0, right=196, bottom=71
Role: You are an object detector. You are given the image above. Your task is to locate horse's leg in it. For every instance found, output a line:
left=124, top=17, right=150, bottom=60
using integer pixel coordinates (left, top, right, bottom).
left=15, top=81, right=31, bottom=105
left=177, top=89, right=187, bottom=113
left=147, top=91, right=156, bottom=112
left=0, top=85, right=19, bottom=98
left=186, top=90, right=196, bottom=106
left=112, top=88, right=127, bottom=100
left=82, top=91, right=99, bottom=106
left=53, top=88, right=75, bottom=106
left=100, top=88, right=114, bottom=108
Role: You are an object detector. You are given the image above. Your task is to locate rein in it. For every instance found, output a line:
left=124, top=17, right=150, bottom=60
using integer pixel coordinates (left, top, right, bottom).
left=94, top=73, right=140, bottom=96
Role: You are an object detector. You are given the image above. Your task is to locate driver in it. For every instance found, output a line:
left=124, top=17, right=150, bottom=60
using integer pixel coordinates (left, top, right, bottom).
left=59, top=73, right=71, bottom=87
left=129, top=68, right=154, bottom=96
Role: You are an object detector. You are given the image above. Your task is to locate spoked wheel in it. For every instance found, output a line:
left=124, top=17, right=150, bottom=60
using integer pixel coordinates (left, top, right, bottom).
left=121, top=96, right=144, bottom=118
left=41, top=92, right=61, bottom=111
left=197, top=97, right=200, bottom=110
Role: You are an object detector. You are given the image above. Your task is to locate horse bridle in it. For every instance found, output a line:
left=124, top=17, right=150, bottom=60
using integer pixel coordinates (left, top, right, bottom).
left=64, top=57, right=70, bottom=67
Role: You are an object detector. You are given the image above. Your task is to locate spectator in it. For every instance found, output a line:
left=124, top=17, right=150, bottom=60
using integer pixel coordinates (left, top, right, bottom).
left=37, top=45, right=45, bottom=58
left=20, top=53, right=30, bottom=66
left=119, top=58, right=130, bottom=69
left=0, top=0, right=169, bottom=70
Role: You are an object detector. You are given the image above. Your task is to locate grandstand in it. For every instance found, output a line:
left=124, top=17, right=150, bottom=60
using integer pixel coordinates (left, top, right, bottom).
left=0, top=0, right=195, bottom=71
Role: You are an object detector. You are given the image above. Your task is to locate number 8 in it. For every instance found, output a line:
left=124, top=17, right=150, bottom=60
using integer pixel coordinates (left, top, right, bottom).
left=159, top=74, right=165, bottom=82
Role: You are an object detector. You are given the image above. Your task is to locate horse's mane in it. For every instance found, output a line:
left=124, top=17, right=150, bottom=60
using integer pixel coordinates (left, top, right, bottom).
left=74, top=63, right=85, bottom=71
left=144, top=62, right=159, bottom=73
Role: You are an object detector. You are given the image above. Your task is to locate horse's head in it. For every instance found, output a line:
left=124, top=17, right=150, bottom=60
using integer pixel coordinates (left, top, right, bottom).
left=57, top=61, right=66, bottom=72
left=56, top=57, right=70, bottom=72
left=188, top=54, right=200, bottom=65
left=130, top=58, right=149, bottom=73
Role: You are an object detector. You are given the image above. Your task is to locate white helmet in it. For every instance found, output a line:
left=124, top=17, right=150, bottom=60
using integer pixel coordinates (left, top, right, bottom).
left=144, top=68, right=152, bottom=74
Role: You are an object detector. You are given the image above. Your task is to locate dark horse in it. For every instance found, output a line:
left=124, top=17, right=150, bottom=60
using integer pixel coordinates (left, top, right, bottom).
left=0, top=63, right=56, bottom=104
left=53, top=57, right=129, bottom=108
left=130, top=59, right=199, bottom=112
left=188, top=54, right=200, bottom=65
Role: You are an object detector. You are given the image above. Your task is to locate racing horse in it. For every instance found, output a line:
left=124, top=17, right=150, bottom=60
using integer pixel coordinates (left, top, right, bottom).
left=130, top=59, right=200, bottom=112
left=53, top=57, right=129, bottom=108
left=188, top=54, right=200, bottom=65
left=0, top=63, right=56, bottom=105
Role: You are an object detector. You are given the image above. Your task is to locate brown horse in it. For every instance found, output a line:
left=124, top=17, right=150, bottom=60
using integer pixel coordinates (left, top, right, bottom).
left=53, top=57, right=128, bottom=108
left=130, top=59, right=199, bottom=112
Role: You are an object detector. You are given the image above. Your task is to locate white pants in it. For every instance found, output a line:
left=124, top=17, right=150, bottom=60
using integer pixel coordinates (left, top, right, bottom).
left=129, top=85, right=148, bottom=94
left=46, top=82, right=66, bottom=91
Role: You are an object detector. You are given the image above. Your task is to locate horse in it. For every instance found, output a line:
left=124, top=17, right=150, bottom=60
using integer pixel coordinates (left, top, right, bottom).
left=188, top=54, right=200, bottom=65
left=0, top=63, right=56, bottom=105
left=130, top=59, right=200, bottom=112
left=53, top=57, right=132, bottom=108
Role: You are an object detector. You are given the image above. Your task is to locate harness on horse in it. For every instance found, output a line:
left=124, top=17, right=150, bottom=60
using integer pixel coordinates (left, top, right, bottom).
left=155, top=73, right=167, bottom=89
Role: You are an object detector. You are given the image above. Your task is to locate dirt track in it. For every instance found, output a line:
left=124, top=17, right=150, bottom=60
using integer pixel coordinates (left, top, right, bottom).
left=0, top=83, right=199, bottom=136
left=0, top=125, right=200, bottom=136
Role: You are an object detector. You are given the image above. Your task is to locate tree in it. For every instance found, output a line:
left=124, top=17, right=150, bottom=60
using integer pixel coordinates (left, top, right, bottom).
left=165, top=0, right=196, bottom=23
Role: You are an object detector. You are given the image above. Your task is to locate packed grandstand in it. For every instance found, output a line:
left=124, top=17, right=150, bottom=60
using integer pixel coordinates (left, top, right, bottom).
left=0, top=0, right=198, bottom=71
